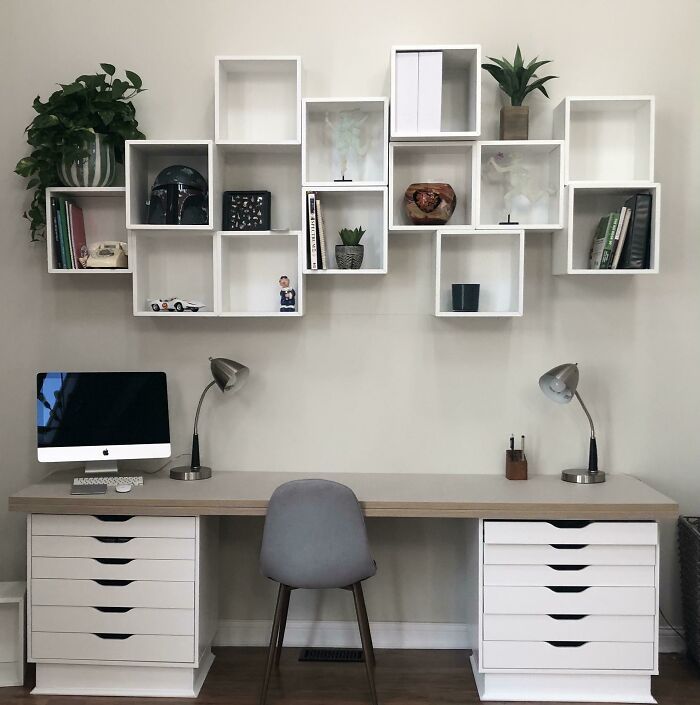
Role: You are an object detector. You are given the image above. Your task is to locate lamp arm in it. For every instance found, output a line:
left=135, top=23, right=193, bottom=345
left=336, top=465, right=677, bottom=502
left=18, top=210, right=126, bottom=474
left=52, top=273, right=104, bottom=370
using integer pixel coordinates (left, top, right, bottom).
left=193, top=381, right=216, bottom=435
left=575, top=390, right=598, bottom=473
left=574, top=391, right=596, bottom=438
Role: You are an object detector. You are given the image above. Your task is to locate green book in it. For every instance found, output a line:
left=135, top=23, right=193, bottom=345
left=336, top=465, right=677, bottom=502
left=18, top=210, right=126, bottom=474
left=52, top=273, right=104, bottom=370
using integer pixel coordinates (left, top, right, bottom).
left=57, top=197, right=72, bottom=269
left=589, top=215, right=610, bottom=269
left=599, top=212, right=620, bottom=269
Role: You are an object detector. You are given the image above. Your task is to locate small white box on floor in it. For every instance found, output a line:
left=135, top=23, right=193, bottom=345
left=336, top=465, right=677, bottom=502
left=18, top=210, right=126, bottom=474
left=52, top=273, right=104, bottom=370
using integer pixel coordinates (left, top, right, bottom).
left=0, top=582, right=25, bottom=687
left=418, top=51, right=442, bottom=133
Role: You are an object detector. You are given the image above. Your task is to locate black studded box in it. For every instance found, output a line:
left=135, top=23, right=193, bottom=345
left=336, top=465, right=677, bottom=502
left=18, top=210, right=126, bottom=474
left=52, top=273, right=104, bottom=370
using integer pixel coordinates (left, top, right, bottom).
left=222, top=191, right=271, bottom=231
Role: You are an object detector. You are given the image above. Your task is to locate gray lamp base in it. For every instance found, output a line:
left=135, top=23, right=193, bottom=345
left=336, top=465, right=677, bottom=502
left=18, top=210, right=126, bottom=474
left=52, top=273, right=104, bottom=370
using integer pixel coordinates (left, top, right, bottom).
left=561, top=468, right=606, bottom=484
left=170, top=466, right=212, bottom=481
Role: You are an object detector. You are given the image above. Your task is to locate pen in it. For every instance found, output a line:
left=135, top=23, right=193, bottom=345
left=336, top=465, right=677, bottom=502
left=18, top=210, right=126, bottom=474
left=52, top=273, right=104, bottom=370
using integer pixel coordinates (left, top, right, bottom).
left=521, top=435, right=525, bottom=453
left=510, top=435, right=514, bottom=453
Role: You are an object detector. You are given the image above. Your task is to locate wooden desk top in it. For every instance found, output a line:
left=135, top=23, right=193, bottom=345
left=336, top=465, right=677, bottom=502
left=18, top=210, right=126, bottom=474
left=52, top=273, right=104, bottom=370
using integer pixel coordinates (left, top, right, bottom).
left=8, top=470, right=677, bottom=520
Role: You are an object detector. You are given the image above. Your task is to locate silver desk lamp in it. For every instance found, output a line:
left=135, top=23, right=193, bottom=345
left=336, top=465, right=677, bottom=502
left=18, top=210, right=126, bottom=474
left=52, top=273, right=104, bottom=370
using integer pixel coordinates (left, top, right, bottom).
left=170, top=357, right=249, bottom=481
left=539, top=363, right=605, bottom=484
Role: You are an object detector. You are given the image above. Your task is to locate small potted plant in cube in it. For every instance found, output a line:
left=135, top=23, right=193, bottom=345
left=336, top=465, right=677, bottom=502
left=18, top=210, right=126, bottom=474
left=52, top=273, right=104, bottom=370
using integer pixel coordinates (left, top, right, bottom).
left=336, top=227, right=366, bottom=269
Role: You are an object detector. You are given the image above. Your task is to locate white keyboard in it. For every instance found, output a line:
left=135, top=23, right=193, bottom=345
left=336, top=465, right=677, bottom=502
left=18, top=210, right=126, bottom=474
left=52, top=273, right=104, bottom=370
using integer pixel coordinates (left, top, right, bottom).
left=73, top=476, right=144, bottom=487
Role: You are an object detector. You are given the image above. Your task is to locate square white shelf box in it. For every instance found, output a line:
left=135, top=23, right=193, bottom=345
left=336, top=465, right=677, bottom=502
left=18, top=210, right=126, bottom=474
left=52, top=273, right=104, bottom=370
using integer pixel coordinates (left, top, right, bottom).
left=553, top=183, right=660, bottom=275
left=302, top=98, right=388, bottom=187
left=215, top=56, right=301, bottom=145
left=0, top=582, right=25, bottom=687
left=302, top=187, right=388, bottom=274
left=389, top=142, right=476, bottom=231
left=221, top=146, right=302, bottom=231
left=476, top=141, right=564, bottom=230
left=216, top=231, right=303, bottom=317
left=131, top=230, right=217, bottom=316
left=554, top=96, right=655, bottom=183
left=391, top=45, right=481, bottom=140
left=45, top=187, right=130, bottom=274
left=435, top=229, right=524, bottom=317
left=126, top=140, right=215, bottom=230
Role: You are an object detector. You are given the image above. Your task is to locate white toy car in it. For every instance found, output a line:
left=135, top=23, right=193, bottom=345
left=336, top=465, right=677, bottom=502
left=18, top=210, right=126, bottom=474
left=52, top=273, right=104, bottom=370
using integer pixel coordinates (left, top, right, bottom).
left=147, top=297, right=206, bottom=313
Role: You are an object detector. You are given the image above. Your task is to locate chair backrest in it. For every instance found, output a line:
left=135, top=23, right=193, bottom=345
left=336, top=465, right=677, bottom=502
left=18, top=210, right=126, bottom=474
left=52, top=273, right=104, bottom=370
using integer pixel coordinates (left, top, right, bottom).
left=260, top=479, right=376, bottom=589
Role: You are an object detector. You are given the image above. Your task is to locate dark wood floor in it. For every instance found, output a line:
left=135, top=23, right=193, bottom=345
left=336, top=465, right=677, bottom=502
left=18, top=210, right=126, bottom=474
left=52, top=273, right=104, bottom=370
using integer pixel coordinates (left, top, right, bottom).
left=2, top=649, right=699, bottom=704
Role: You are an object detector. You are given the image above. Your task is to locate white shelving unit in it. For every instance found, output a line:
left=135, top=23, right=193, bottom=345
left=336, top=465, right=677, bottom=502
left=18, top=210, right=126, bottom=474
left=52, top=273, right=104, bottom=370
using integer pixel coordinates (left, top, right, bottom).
left=45, top=187, right=130, bottom=274
left=553, top=183, right=661, bottom=275
left=302, top=98, right=388, bottom=187
left=435, top=229, right=524, bottom=317
left=125, top=140, right=216, bottom=230
left=216, top=231, right=303, bottom=316
left=391, top=45, right=481, bottom=140
left=389, top=142, right=476, bottom=231
left=302, top=186, right=388, bottom=274
left=215, top=56, right=301, bottom=148
left=475, top=141, right=564, bottom=230
left=0, top=582, right=25, bottom=687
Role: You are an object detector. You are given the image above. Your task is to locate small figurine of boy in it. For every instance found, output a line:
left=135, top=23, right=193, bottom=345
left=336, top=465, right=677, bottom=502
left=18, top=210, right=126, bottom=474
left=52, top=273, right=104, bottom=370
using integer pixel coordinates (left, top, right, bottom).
left=279, top=275, right=296, bottom=313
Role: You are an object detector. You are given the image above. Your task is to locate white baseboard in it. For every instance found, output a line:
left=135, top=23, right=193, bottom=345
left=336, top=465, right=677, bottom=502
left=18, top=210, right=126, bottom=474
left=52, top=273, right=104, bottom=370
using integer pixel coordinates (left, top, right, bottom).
left=215, top=620, right=685, bottom=654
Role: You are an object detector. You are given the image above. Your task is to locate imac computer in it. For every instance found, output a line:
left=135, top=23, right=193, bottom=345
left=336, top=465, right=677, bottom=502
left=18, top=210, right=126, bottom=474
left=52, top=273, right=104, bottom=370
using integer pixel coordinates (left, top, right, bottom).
left=37, top=371, right=171, bottom=474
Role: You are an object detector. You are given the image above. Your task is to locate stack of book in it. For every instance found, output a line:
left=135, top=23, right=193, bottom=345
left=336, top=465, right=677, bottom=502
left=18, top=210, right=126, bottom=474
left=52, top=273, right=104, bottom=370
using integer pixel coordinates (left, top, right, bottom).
left=50, top=196, right=88, bottom=269
left=588, top=192, right=653, bottom=270
left=305, top=191, right=329, bottom=270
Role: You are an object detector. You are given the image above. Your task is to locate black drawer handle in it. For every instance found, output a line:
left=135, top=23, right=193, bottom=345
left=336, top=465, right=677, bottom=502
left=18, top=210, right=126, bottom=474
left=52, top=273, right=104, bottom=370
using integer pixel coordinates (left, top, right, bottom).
left=547, top=641, right=587, bottom=648
left=546, top=585, right=589, bottom=593
left=548, top=565, right=588, bottom=571
left=547, top=521, right=591, bottom=529
left=550, top=544, right=587, bottom=550
left=94, top=558, right=133, bottom=565
left=94, top=633, right=133, bottom=640
left=94, top=515, right=134, bottom=522
left=93, top=579, right=133, bottom=587
left=93, top=606, right=133, bottom=613
left=94, top=537, right=133, bottom=544
left=548, top=614, right=587, bottom=621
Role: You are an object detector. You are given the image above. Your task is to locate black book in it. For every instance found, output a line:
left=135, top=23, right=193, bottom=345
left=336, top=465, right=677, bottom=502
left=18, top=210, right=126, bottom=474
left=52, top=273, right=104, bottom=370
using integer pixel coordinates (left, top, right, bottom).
left=50, top=196, right=62, bottom=268
left=619, top=193, right=653, bottom=269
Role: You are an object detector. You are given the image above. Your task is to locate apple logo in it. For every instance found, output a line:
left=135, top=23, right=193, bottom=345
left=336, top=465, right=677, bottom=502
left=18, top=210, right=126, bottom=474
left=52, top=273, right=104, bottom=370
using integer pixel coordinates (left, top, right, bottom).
left=102, top=449, right=109, bottom=456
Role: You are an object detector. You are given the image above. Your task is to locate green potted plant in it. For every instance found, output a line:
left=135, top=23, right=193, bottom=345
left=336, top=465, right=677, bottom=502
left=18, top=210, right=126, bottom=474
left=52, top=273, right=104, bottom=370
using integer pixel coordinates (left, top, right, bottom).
left=15, top=63, right=146, bottom=241
left=481, top=46, right=557, bottom=140
left=336, top=227, right=366, bottom=269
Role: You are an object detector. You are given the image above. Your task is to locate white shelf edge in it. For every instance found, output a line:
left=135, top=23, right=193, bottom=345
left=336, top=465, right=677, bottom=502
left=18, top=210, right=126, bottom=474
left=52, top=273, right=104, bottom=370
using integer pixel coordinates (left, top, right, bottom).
left=476, top=224, right=563, bottom=231
left=125, top=139, right=214, bottom=147
left=129, top=225, right=214, bottom=232
left=45, top=186, right=126, bottom=196
left=435, top=311, right=523, bottom=317
left=303, top=181, right=388, bottom=188
left=566, top=180, right=658, bottom=189
left=303, top=269, right=387, bottom=275
left=391, top=132, right=480, bottom=141
left=558, top=268, right=659, bottom=276
left=216, top=230, right=301, bottom=237
left=133, top=311, right=218, bottom=317
left=48, top=268, right=132, bottom=275
left=218, top=311, right=303, bottom=318
left=390, top=224, right=474, bottom=232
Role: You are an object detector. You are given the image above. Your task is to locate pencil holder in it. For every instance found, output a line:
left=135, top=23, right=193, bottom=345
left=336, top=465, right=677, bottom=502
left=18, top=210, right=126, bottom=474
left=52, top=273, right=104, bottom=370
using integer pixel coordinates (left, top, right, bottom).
left=505, top=450, right=528, bottom=480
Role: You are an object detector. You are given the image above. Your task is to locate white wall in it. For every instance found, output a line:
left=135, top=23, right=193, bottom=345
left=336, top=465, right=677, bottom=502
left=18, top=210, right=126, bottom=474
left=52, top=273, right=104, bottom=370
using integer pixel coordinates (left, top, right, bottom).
left=1, top=0, right=699, bottom=627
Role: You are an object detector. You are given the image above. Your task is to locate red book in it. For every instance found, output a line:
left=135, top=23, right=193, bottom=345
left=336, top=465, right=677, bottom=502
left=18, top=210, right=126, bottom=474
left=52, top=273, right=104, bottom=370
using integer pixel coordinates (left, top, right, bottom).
left=69, top=203, right=88, bottom=268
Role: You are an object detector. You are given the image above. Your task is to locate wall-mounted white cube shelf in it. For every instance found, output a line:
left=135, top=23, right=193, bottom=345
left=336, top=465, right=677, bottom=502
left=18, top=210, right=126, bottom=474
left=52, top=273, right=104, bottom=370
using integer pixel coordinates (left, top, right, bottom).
left=476, top=141, right=564, bottom=230
left=131, top=230, right=217, bottom=316
left=389, top=142, right=476, bottom=231
left=435, top=229, right=524, bottom=317
left=554, top=96, right=655, bottom=184
left=552, top=183, right=660, bottom=275
left=0, top=582, right=25, bottom=687
left=45, top=187, right=130, bottom=274
left=215, top=56, right=301, bottom=147
left=302, top=187, right=388, bottom=274
left=216, top=231, right=303, bottom=317
left=302, top=98, right=388, bottom=187
left=126, top=140, right=216, bottom=230
left=391, top=45, right=481, bottom=140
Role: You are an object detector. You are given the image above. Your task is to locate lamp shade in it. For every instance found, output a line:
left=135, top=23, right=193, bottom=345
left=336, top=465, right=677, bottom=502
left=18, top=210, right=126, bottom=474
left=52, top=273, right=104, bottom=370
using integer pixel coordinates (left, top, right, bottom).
left=539, top=363, right=579, bottom=404
left=210, top=357, right=249, bottom=393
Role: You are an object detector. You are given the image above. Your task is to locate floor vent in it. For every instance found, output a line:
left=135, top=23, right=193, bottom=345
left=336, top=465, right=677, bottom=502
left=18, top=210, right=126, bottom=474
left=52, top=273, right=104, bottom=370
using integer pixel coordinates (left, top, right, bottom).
left=299, top=647, right=364, bottom=662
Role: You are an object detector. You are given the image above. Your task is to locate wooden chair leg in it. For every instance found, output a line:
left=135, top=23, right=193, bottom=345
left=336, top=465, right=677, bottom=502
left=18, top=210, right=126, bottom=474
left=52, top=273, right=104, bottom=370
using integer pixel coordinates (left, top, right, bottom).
left=274, top=585, right=291, bottom=667
left=260, top=583, right=286, bottom=705
left=352, top=582, right=378, bottom=705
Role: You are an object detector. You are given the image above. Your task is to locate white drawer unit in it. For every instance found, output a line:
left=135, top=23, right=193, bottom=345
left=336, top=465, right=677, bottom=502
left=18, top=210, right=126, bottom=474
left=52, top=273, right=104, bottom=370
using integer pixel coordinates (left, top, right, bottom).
left=32, top=557, right=195, bottom=581
left=483, top=543, right=656, bottom=566
left=483, top=520, right=657, bottom=546
left=483, top=564, right=655, bottom=587
left=32, top=514, right=196, bottom=538
left=32, top=535, right=195, bottom=560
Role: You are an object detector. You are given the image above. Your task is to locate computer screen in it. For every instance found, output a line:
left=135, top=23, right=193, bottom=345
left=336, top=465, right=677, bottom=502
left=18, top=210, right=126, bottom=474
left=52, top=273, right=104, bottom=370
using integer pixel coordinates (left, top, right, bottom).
left=37, top=371, right=170, bottom=464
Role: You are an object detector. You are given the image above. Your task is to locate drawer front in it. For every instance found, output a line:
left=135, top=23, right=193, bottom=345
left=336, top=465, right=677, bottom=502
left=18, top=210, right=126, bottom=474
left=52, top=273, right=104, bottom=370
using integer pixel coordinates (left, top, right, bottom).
left=32, top=557, right=194, bottom=582
left=484, top=521, right=657, bottom=546
left=32, top=579, right=194, bottom=609
left=483, top=614, right=655, bottom=642
left=484, top=543, right=656, bottom=566
left=32, top=631, right=194, bottom=663
left=482, top=640, right=654, bottom=671
left=484, top=564, right=655, bottom=587
left=483, top=586, right=655, bottom=615
left=32, top=535, right=195, bottom=560
left=32, top=514, right=196, bottom=538
left=33, top=606, right=194, bottom=635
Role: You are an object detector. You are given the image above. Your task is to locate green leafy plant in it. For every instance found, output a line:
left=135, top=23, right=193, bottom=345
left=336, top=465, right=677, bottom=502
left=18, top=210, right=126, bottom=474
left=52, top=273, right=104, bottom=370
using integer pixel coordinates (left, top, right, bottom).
left=15, top=63, right=146, bottom=241
left=481, top=46, right=557, bottom=107
left=338, top=227, right=366, bottom=246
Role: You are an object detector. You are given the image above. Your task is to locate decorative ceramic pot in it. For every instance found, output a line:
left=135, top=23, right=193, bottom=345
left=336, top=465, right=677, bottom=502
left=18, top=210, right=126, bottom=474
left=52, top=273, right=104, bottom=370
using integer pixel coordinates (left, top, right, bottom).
left=500, top=106, right=529, bottom=140
left=335, top=244, right=364, bottom=269
left=404, top=182, right=457, bottom=225
left=59, top=132, right=117, bottom=187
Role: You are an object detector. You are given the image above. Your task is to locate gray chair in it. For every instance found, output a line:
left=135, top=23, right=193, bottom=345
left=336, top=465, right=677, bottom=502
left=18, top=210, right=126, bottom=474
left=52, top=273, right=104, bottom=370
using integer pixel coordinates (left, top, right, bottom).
left=259, top=479, right=378, bottom=705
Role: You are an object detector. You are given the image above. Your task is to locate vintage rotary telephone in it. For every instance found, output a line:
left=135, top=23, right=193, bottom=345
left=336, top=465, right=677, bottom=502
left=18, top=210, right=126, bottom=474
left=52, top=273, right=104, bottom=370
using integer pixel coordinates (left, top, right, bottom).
left=82, top=241, right=129, bottom=269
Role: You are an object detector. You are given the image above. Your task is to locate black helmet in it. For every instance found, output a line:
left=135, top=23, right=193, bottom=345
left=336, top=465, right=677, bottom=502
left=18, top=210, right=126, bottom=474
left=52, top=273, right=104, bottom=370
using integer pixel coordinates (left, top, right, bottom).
left=147, top=165, right=208, bottom=226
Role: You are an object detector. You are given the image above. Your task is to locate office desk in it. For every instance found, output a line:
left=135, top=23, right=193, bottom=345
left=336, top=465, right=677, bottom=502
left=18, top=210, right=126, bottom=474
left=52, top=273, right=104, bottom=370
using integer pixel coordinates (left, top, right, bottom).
left=10, top=471, right=677, bottom=702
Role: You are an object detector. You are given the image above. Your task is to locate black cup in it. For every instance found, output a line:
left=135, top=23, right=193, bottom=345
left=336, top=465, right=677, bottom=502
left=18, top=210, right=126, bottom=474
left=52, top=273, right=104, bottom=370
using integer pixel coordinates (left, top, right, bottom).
left=452, top=284, right=480, bottom=312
